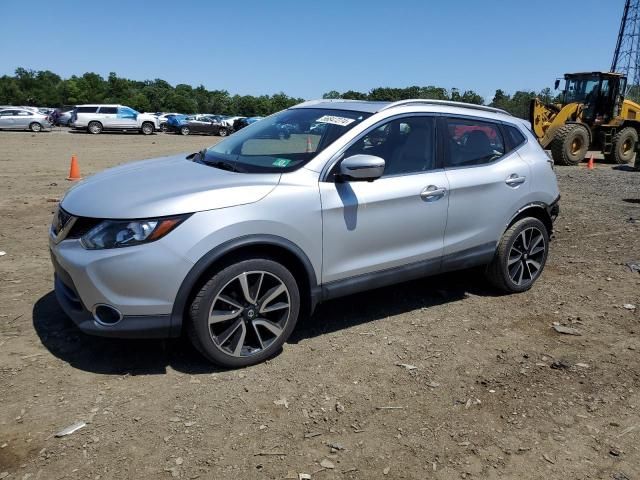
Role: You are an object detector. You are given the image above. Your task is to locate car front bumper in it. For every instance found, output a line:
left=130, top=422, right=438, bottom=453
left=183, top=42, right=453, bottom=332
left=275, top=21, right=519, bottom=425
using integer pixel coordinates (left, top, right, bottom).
left=49, top=233, right=194, bottom=338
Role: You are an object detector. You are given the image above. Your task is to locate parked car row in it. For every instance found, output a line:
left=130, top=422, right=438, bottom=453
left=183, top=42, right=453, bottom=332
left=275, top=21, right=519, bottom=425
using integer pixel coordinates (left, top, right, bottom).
left=0, top=103, right=264, bottom=136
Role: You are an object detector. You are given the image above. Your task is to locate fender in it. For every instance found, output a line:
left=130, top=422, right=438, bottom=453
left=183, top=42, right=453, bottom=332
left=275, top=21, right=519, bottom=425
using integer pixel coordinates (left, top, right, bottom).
left=168, top=234, right=320, bottom=336
left=506, top=196, right=560, bottom=235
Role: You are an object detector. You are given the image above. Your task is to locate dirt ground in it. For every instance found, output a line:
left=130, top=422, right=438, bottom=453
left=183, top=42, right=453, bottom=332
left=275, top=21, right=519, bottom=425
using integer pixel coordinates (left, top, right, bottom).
left=0, top=128, right=639, bottom=480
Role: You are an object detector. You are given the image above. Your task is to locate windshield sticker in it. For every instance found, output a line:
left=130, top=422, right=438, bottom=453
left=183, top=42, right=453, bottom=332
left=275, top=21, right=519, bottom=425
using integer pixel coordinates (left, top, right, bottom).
left=316, top=115, right=356, bottom=127
left=272, top=158, right=291, bottom=167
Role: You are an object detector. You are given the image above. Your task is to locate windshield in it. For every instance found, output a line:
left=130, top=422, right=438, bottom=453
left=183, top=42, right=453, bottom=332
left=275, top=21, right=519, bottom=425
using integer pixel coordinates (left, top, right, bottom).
left=565, top=76, right=600, bottom=104
left=199, top=108, right=371, bottom=173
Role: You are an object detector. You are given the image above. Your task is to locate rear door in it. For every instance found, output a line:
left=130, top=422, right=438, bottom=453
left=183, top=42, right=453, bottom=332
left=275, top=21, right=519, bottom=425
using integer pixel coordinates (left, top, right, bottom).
left=98, top=106, right=118, bottom=128
left=320, top=115, right=449, bottom=283
left=440, top=116, right=531, bottom=268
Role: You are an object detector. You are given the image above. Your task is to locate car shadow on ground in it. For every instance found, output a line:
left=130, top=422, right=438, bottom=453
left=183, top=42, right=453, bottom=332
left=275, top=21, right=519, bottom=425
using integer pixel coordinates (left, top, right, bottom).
left=33, top=269, right=498, bottom=376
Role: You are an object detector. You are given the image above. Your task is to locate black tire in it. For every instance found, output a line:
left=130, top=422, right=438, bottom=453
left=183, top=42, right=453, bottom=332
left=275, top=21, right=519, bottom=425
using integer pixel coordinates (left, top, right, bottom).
left=605, top=127, right=638, bottom=164
left=141, top=122, right=154, bottom=135
left=180, top=126, right=190, bottom=136
left=88, top=121, right=103, bottom=135
left=549, top=124, right=589, bottom=166
left=485, top=217, right=549, bottom=293
left=218, top=127, right=228, bottom=137
left=188, top=258, right=300, bottom=368
left=29, top=122, right=42, bottom=132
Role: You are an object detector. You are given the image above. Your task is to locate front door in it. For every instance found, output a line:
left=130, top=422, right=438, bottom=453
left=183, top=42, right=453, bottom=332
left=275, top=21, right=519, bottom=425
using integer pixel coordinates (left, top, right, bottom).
left=320, top=115, right=449, bottom=283
left=114, top=106, right=138, bottom=129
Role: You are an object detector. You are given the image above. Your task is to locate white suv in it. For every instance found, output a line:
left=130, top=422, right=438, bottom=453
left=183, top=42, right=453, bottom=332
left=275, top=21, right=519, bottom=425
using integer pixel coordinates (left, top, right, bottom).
left=70, top=104, right=158, bottom=135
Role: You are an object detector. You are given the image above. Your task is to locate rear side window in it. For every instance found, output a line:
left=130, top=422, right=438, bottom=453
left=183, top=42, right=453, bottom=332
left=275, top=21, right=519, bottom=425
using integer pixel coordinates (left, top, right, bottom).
left=505, top=124, right=526, bottom=150
left=98, top=106, right=118, bottom=114
left=77, top=106, right=98, bottom=113
left=444, top=118, right=505, bottom=167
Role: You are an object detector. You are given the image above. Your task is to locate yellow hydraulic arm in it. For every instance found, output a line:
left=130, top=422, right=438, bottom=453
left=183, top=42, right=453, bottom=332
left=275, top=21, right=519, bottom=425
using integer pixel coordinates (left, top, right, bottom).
left=530, top=99, right=583, bottom=148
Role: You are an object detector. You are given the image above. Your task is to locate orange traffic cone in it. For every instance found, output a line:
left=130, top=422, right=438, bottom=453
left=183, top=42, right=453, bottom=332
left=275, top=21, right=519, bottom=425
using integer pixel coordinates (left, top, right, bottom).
left=587, top=154, right=594, bottom=170
left=306, top=135, right=313, bottom=153
left=67, top=154, right=82, bottom=181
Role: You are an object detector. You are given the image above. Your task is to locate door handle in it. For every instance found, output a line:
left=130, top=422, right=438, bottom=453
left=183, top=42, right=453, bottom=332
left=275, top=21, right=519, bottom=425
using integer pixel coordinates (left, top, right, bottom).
left=420, top=185, right=447, bottom=200
left=505, top=174, right=526, bottom=187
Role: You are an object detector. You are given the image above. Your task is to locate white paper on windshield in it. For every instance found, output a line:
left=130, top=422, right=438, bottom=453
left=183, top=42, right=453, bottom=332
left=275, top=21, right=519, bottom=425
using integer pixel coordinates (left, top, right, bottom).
left=316, top=115, right=355, bottom=127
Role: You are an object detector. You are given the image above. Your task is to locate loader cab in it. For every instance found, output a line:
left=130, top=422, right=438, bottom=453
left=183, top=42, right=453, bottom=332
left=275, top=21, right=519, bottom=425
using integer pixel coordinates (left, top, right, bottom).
left=562, top=72, right=626, bottom=124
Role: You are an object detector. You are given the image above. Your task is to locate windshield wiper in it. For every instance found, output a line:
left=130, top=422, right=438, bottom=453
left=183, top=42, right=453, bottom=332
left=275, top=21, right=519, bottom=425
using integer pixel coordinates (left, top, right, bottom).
left=202, top=159, right=245, bottom=173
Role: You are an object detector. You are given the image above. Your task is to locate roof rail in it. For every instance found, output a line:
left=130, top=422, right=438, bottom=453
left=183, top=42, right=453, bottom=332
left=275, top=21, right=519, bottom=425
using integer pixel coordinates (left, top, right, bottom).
left=379, top=99, right=511, bottom=116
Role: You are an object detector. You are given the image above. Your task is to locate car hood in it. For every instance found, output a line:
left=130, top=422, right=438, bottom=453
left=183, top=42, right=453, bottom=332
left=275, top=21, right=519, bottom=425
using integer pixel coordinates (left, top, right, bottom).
left=61, top=154, right=281, bottom=219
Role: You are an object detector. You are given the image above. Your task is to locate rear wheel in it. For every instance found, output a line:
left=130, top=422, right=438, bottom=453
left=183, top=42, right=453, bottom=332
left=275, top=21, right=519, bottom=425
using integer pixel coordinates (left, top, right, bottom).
left=160, top=122, right=168, bottom=132
left=88, top=121, right=103, bottom=134
left=549, top=124, right=589, bottom=166
left=605, top=127, right=638, bottom=164
left=486, top=217, right=549, bottom=293
left=180, top=126, right=190, bottom=136
left=141, top=122, right=154, bottom=135
left=188, top=258, right=300, bottom=368
left=29, top=122, right=42, bottom=132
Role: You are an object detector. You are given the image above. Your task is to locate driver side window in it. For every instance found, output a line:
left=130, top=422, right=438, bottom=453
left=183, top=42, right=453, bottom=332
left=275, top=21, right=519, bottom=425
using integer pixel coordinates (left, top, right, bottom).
left=343, top=116, right=436, bottom=177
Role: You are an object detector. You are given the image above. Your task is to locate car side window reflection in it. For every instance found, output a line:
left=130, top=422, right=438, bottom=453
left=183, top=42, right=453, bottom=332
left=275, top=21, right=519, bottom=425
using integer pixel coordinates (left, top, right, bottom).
left=343, top=117, right=436, bottom=177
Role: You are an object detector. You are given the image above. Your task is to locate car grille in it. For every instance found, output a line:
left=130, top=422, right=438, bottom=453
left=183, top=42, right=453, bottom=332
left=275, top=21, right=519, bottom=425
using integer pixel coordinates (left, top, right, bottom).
left=51, top=207, right=101, bottom=241
left=51, top=207, right=72, bottom=237
left=67, top=217, right=101, bottom=239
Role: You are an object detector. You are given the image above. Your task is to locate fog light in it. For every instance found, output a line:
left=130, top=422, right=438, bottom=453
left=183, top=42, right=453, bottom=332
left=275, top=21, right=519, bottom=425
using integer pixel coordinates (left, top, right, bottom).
left=93, top=304, right=123, bottom=326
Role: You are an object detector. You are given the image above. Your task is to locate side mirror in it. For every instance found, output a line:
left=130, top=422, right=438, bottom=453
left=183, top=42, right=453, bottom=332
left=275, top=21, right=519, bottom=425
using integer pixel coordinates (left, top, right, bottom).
left=554, top=79, right=560, bottom=90
left=339, top=154, right=385, bottom=182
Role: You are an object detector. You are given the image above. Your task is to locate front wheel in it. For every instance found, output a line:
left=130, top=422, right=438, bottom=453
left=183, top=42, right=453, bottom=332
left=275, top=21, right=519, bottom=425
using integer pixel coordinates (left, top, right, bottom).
left=29, top=122, right=42, bottom=132
left=549, top=124, right=589, bottom=166
left=188, top=258, right=300, bottom=368
left=218, top=127, right=228, bottom=137
left=485, top=217, right=549, bottom=293
left=141, top=122, right=154, bottom=135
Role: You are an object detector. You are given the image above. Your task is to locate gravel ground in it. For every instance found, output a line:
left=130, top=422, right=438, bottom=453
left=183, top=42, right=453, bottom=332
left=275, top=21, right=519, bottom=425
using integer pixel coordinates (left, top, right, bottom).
left=0, top=129, right=639, bottom=479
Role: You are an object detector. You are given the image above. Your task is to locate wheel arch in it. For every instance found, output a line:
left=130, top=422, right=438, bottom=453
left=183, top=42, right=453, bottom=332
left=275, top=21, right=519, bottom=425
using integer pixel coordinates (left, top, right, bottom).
left=505, top=202, right=554, bottom=237
left=169, top=235, right=320, bottom=336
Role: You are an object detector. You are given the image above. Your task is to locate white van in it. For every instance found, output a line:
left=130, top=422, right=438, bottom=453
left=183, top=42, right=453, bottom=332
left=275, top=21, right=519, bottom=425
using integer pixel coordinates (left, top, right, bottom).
left=70, top=105, right=159, bottom=135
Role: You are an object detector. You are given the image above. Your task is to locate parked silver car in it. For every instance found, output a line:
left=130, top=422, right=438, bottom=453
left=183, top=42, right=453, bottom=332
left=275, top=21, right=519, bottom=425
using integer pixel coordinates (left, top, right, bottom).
left=0, top=108, right=52, bottom=132
left=49, top=99, right=560, bottom=367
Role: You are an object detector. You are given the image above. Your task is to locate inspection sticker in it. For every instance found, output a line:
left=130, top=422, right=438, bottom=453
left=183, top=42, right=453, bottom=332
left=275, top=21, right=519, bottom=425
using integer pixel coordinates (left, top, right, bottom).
left=272, top=158, right=291, bottom=167
left=316, top=115, right=356, bottom=127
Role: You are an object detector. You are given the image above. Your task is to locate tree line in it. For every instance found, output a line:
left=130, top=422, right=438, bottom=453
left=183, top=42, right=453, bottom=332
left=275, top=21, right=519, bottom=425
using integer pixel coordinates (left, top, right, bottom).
left=0, top=68, right=559, bottom=119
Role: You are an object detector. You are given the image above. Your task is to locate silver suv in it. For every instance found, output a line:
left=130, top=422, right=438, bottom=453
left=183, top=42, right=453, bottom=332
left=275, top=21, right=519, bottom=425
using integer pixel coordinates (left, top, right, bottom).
left=49, top=99, right=560, bottom=368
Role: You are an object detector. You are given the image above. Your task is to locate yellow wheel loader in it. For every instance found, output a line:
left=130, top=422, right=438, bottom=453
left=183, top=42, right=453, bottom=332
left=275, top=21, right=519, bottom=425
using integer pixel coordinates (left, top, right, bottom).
left=530, top=72, right=640, bottom=166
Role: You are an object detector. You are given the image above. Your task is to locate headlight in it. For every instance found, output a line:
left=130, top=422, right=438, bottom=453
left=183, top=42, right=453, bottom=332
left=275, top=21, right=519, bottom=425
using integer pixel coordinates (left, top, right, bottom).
left=80, top=215, right=190, bottom=250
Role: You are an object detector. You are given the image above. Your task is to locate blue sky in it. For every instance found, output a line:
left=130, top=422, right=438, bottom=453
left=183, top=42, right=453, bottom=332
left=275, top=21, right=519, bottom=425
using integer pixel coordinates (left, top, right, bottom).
left=1, top=0, right=624, bottom=102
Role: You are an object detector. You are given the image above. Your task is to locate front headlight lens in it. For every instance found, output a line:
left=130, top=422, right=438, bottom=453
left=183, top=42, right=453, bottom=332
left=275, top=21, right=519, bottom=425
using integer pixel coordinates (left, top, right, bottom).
left=81, top=215, right=190, bottom=250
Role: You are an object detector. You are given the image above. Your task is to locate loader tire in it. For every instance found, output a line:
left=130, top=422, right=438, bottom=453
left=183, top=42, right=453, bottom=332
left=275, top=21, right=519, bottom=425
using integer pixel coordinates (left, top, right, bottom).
left=549, top=124, right=589, bottom=166
left=605, top=127, right=638, bottom=164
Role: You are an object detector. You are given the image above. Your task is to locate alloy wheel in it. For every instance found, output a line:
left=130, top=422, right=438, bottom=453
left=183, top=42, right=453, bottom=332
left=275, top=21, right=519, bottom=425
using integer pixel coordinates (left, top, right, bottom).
left=507, top=227, right=546, bottom=286
left=208, top=271, right=291, bottom=358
